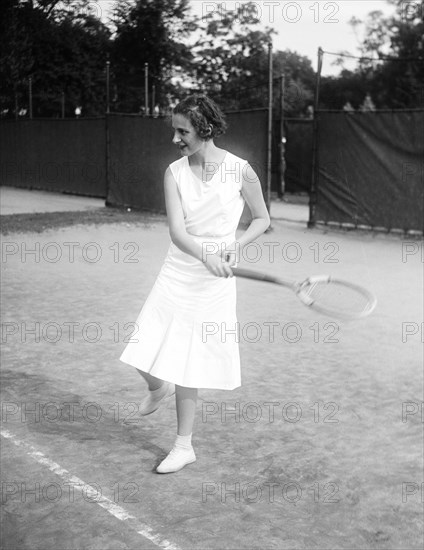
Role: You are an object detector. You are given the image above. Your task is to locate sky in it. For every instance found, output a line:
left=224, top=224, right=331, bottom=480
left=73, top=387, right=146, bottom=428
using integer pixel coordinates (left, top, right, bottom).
left=96, top=0, right=397, bottom=76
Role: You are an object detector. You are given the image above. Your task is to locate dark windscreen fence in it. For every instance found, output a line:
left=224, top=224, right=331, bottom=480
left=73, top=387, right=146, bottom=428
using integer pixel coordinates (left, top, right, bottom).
left=0, top=119, right=106, bottom=197
left=313, top=110, right=424, bottom=233
left=106, top=115, right=179, bottom=212
left=217, top=109, right=268, bottom=191
left=284, top=119, right=313, bottom=193
left=106, top=110, right=269, bottom=221
left=0, top=110, right=269, bottom=216
left=217, top=109, right=268, bottom=224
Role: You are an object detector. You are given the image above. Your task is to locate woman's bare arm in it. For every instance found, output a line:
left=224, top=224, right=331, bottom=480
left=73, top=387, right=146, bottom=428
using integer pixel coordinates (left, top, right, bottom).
left=225, top=164, right=270, bottom=263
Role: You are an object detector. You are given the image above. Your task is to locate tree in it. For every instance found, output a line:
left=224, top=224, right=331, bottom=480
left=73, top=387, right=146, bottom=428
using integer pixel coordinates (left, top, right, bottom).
left=0, top=0, right=34, bottom=116
left=191, top=2, right=314, bottom=115
left=273, top=50, right=315, bottom=115
left=320, top=70, right=369, bottom=110
left=0, top=1, right=111, bottom=117
left=0, top=0, right=318, bottom=117
left=355, top=1, right=423, bottom=108
left=191, top=3, right=273, bottom=109
left=320, top=0, right=423, bottom=109
left=110, top=0, right=197, bottom=113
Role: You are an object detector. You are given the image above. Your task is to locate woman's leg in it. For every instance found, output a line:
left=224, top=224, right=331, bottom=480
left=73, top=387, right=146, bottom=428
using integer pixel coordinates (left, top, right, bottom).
left=156, top=385, right=197, bottom=473
left=137, top=370, right=175, bottom=416
left=136, top=369, right=163, bottom=391
left=175, top=385, right=198, bottom=436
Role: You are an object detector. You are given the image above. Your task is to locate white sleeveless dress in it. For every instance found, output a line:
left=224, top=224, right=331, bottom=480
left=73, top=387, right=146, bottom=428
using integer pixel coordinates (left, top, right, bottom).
left=119, top=151, right=247, bottom=389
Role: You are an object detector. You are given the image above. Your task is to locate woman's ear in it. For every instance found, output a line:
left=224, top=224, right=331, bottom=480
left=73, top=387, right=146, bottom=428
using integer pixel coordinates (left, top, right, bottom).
left=201, top=125, right=213, bottom=139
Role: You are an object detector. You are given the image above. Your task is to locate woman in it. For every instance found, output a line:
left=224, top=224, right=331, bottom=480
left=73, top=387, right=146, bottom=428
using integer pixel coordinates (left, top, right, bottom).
left=120, top=94, right=270, bottom=473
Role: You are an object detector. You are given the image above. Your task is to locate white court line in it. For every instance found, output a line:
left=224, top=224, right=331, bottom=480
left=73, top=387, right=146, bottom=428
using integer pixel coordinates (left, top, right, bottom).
left=1, top=429, right=182, bottom=550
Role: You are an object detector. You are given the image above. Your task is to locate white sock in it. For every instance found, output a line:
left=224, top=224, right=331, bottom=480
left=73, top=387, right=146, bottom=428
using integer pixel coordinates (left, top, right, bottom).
left=175, top=433, right=192, bottom=449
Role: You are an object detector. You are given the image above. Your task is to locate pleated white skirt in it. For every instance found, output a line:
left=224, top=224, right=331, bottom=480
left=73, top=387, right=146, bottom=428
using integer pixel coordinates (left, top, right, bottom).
left=119, top=234, right=241, bottom=390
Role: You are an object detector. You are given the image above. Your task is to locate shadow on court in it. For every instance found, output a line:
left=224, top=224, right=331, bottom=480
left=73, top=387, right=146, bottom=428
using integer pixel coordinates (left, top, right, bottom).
left=1, top=201, right=422, bottom=549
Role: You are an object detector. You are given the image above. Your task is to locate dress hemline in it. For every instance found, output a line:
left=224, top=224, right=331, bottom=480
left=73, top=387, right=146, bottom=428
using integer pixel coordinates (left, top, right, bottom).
left=119, top=357, right=242, bottom=391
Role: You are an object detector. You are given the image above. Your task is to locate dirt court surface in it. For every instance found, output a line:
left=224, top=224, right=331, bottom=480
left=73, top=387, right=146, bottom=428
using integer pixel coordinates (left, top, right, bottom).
left=0, top=186, right=105, bottom=215
left=1, top=205, right=423, bottom=550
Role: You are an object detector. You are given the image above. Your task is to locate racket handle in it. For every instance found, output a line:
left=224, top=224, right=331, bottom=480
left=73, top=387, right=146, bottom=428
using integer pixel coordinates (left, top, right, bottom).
left=231, top=267, right=281, bottom=284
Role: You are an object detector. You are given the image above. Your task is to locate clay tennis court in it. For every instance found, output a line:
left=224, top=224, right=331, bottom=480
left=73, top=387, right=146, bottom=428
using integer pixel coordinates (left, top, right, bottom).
left=1, top=196, right=422, bottom=549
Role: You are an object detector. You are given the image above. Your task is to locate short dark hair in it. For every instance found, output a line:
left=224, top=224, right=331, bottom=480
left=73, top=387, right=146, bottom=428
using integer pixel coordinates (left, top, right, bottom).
left=173, top=94, right=227, bottom=140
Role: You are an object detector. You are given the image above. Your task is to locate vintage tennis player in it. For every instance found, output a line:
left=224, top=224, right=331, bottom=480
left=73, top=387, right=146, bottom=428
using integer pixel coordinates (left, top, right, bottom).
left=120, top=94, right=270, bottom=473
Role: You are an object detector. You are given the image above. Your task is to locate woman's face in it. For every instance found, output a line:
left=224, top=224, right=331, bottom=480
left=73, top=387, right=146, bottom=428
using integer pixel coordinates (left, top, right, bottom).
left=172, top=113, right=205, bottom=156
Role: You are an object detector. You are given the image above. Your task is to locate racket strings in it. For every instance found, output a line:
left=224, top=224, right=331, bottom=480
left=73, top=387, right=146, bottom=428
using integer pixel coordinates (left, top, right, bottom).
left=303, top=281, right=374, bottom=317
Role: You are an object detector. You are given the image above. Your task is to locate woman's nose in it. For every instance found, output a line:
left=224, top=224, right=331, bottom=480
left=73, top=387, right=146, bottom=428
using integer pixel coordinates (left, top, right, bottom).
left=172, top=132, right=180, bottom=144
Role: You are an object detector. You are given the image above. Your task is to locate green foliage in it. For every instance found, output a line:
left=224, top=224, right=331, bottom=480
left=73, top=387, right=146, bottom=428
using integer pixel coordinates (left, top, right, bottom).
left=0, top=0, right=34, bottom=101
left=320, top=0, right=424, bottom=109
left=110, top=0, right=196, bottom=113
left=0, top=0, right=111, bottom=117
left=273, top=50, right=315, bottom=115
left=189, top=2, right=314, bottom=115
left=1, top=0, right=422, bottom=117
left=191, top=2, right=273, bottom=109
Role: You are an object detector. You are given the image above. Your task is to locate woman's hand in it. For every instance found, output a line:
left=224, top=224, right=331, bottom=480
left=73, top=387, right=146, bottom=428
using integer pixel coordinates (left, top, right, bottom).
left=203, top=252, right=233, bottom=277
left=221, top=246, right=238, bottom=268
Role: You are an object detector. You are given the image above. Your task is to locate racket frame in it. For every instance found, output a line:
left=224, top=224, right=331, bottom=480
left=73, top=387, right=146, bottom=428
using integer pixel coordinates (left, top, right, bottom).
left=231, top=267, right=377, bottom=320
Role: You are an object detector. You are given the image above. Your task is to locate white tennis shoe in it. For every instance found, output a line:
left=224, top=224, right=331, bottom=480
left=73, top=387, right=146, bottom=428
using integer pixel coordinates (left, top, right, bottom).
left=156, top=445, right=196, bottom=474
left=139, top=382, right=175, bottom=416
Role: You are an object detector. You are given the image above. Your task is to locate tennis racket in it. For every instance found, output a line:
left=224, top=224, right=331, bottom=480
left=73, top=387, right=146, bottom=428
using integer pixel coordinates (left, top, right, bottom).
left=231, top=267, right=377, bottom=320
